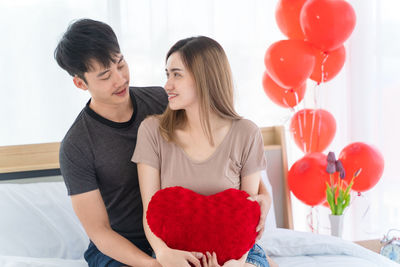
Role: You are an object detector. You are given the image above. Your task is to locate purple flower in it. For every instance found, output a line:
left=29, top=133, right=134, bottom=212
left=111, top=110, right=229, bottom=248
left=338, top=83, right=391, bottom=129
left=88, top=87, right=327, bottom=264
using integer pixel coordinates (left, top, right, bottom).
left=336, top=160, right=346, bottom=179
left=327, top=152, right=336, bottom=163
left=326, top=162, right=336, bottom=174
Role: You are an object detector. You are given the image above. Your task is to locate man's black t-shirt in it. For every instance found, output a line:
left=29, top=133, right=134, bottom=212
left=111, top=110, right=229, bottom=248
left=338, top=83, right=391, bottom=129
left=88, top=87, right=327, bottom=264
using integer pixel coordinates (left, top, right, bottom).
left=59, top=86, right=168, bottom=251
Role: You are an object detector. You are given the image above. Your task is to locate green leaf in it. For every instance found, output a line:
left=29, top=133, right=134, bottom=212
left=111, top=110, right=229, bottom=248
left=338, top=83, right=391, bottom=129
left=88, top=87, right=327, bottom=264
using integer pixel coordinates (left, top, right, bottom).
left=343, top=194, right=351, bottom=209
left=344, top=181, right=354, bottom=196
left=326, top=186, right=335, bottom=214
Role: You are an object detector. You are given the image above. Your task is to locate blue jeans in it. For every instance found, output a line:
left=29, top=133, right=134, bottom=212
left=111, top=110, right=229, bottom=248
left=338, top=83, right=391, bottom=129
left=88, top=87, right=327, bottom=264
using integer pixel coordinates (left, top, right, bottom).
left=245, top=243, right=270, bottom=267
left=84, top=239, right=152, bottom=267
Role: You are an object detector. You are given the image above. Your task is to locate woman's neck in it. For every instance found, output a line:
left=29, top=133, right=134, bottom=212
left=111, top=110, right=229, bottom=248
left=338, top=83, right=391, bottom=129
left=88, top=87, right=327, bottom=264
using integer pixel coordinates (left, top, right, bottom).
left=184, top=107, right=229, bottom=143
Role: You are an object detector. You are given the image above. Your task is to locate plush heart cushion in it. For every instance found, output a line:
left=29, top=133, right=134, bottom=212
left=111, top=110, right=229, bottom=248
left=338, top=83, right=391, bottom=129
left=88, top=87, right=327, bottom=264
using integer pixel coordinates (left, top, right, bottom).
left=147, top=186, right=260, bottom=265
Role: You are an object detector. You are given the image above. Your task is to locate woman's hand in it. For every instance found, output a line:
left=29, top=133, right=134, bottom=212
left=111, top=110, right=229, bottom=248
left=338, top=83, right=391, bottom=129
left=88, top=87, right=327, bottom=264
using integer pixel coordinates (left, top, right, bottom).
left=202, top=251, right=247, bottom=267
left=156, top=247, right=202, bottom=267
left=202, top=252, right=221, bottom=267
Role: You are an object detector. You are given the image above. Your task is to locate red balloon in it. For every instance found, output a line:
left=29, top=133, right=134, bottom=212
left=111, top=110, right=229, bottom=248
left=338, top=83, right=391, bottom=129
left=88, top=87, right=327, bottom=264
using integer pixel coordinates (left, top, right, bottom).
left=262, top=72, right=306, bottom=108
left=290, top=109, right=336, bottom=153
left=310, top=45, right=346, bottom=83
left=339, top=142, right=384, bottom=192
left=300, top=0, right=356, bottom=52
left=264, top=40, right=315, bottom=89
left=288, top=153, right=330, bottom=206
left=275, top=0, right=308, bottom=40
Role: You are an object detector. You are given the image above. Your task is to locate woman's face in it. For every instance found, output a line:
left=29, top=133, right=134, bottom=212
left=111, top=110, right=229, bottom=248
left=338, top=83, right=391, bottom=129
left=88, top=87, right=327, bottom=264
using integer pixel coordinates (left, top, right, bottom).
left=164, top=52, right=198, bottom=111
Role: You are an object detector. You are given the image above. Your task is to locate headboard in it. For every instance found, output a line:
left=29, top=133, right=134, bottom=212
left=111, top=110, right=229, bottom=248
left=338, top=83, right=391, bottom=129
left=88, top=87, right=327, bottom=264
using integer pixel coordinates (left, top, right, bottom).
left=261, top=126, right=293, bottom=229
left=0, top=126, right=294, bottom=229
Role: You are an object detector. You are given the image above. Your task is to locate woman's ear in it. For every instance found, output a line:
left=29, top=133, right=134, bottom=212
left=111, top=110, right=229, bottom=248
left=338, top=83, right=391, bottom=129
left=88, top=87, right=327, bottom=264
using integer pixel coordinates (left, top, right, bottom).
left=73, top=76, right=88, bottom=91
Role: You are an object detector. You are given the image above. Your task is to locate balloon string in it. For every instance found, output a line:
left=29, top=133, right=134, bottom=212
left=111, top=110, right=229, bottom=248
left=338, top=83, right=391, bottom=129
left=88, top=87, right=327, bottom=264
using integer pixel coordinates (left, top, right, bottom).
left=315, top=206, right=320, bottom=233
left=309, top=107, right=317, bottom=153
left=307, top=209, right=314, bottom=232
left=301, top=107, right=307, bottom=152
left=320, top=52, right=329, bottom=83
left=294, top=91, right=299, bottom=110
left=297, top=106, right=306, bottom=152
left=307, top=207, right=318, bottom=233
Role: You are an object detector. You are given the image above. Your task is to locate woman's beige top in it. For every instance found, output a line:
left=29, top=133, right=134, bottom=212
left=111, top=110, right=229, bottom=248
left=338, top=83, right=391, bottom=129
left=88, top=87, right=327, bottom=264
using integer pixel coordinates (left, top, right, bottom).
left=132, top=116, right=266, bottom=196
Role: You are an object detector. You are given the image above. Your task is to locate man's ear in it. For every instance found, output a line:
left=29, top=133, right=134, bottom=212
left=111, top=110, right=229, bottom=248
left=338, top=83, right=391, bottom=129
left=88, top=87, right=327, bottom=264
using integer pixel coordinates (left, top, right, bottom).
left=73, top=76, right=88, bottom=91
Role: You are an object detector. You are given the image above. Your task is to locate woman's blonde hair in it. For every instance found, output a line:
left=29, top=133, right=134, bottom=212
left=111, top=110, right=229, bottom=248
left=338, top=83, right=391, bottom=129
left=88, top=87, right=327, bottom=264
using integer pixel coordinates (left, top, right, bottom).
left=158, top=36, right=241, bottom=145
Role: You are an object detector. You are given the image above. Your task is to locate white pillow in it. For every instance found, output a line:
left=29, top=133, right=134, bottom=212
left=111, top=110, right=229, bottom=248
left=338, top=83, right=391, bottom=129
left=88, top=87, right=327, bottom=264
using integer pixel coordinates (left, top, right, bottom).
left=0, top=181, right=89, bottom=259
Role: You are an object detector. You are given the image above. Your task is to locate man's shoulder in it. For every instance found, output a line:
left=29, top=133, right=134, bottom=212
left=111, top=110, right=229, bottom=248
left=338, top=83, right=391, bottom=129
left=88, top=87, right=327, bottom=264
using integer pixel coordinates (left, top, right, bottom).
left=60, top=111, right=91, bottom=154
left=131, top=86, right=167, bottom=102
left=131, top=86, right=168, bottom=116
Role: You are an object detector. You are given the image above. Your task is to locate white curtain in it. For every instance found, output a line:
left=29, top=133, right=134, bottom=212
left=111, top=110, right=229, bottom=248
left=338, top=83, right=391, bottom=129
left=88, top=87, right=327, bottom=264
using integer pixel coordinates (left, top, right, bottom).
left=1, top=0, right=399, bottom=241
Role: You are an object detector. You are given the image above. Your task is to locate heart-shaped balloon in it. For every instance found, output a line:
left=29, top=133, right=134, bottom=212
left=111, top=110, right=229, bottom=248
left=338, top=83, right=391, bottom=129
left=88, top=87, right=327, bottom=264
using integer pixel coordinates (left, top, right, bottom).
left=339, top=142, right=384, bottom=192
left=300, top=0, right=356, bottom=52
left=288, top=152, right=330, bottom=206
left=290, top=109, right=336, bottom=153
left=147, top=187, right=260, bottom=265
left=275, top=0, right=308, bottom=40
left=262, top=72, right=306, bottom=108
left=310, top=45, right=346, bottom=84
left=264, top=39, right=315, bottom=89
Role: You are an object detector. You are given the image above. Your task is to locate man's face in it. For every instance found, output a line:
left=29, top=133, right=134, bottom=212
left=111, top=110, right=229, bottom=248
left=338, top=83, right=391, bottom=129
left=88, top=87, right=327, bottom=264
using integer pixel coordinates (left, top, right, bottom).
left=75, top=54, right=130, bottom=106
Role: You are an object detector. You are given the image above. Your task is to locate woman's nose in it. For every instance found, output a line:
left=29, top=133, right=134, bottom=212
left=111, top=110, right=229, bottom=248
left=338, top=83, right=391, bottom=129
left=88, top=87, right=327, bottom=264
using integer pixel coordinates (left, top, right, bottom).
left=164, top=78, right=173, bottom=92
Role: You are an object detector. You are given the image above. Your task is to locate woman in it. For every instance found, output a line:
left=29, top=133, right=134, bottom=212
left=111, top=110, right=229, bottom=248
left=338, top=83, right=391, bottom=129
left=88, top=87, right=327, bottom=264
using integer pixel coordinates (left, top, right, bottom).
left=132, top=36, right=276, bottom=267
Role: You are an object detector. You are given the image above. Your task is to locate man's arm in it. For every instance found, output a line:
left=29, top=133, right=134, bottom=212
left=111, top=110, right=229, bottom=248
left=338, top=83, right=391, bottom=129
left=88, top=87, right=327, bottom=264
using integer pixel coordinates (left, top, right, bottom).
left=71, top=189, right=160, bottom=267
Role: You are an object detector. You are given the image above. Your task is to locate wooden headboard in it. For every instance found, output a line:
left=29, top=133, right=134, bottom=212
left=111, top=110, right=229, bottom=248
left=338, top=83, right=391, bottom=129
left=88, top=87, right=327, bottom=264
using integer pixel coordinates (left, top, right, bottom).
left=0, top=142, right=60, bottom=181
left=0, top=126, right=293, bottom=229
left=261, top=126, right=293, bottom=229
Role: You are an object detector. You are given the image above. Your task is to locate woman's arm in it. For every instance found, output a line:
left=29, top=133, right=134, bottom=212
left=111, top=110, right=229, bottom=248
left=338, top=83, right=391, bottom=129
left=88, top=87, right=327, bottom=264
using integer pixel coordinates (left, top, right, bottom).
left=242, top=173, right=272, bottom=240
left=240, top=171, right=261, bottom=197
left=253, top=180, right=272, bottom=240
left=137, top=163, right=202, bottom=267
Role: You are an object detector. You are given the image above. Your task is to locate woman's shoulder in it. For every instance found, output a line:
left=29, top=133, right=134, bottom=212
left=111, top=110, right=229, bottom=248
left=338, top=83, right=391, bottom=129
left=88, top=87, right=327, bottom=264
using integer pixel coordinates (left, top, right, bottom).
left=233, top=118, right=260, bottom=133
left=139, top=115, right=161, bottom=132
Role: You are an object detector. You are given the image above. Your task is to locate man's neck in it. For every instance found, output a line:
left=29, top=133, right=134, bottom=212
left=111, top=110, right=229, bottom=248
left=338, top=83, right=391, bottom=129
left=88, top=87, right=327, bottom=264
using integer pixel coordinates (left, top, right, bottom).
left=89, top=97, right=133, bottom=123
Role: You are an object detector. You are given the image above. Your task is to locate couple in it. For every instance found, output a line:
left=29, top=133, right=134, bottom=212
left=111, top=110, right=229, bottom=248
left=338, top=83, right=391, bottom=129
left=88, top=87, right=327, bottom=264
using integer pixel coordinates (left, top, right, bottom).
left=55, top=19, right=277, bottom=267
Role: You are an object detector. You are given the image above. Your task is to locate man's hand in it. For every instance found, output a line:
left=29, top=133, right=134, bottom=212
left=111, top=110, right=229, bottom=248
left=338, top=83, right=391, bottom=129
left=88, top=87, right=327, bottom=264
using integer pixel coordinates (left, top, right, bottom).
left=248, top=193, right=271, bottom=241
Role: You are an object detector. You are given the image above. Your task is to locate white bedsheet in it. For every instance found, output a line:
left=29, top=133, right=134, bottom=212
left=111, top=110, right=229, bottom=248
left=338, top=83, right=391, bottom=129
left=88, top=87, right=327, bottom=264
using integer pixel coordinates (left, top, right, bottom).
left=0, top=182, right=89, bottom=259
left=259, top=228, right=399, bottom=267
left=1, top=182, right=399, bottom=266
left=0, top=255, right=86, bottom=267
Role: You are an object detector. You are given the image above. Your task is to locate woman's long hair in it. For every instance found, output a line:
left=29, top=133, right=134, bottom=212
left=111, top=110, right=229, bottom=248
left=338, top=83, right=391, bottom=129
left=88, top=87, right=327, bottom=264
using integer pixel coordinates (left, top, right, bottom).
left=159, top=36, right=241, bottom=146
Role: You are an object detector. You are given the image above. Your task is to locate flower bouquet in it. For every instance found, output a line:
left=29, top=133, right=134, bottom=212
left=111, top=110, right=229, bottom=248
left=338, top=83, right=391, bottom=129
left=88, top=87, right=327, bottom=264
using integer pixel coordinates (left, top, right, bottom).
left=325, top=152, right=361, bottom=237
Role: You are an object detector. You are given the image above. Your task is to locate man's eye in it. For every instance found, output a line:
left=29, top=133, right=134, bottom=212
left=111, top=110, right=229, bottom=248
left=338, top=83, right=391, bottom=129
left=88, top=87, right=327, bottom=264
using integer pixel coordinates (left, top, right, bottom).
left=118, top=64, right=125, bottom=70
left=174, top=73, right=180, bottom=77
left=101, top=76, right=111, bottom=80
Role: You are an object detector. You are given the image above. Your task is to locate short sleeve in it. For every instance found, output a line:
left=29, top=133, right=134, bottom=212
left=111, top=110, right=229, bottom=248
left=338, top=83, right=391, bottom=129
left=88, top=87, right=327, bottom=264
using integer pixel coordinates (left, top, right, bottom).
left=131, top=117, right=161, bottom=170
left=240, top=127, right=267, bottom=177
left=59, top=140, right=98, bottom=196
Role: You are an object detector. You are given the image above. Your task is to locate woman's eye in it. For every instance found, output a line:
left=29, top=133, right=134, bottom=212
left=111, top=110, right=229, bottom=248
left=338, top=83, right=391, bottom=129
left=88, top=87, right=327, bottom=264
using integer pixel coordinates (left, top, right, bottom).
left=118, top=64, right=125, bottom=70
left=102, top=76, right=111, bottom=80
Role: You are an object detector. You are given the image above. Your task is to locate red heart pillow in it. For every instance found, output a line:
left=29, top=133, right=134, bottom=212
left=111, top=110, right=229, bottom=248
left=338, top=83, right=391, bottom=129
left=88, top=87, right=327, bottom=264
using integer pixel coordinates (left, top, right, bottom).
left=147, top=186, right=260, bottom=265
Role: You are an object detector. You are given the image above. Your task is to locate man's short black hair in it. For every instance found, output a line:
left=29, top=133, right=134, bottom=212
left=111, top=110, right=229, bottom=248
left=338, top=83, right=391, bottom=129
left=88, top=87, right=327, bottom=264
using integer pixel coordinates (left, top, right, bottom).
left=54, top=19, right=121, bottom=83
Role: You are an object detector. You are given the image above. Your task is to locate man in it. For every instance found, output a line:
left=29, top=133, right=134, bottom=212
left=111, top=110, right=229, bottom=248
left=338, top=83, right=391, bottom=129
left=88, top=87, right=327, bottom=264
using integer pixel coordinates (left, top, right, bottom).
left=55, top=18, right=271, bottom=267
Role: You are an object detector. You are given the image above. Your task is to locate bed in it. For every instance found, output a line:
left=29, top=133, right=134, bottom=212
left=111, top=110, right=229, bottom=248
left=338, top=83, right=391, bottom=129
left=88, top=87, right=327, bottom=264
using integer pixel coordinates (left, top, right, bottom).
left=0, top=127, right=398, bottom=267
